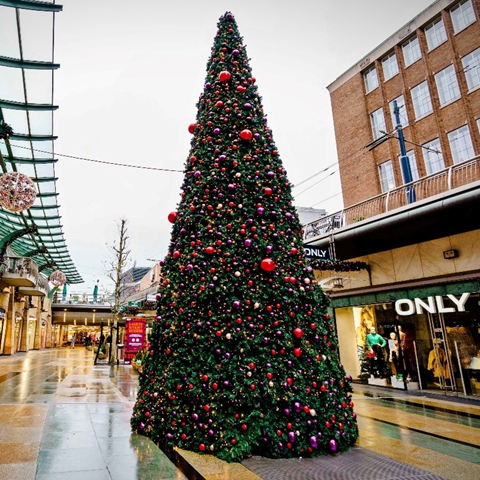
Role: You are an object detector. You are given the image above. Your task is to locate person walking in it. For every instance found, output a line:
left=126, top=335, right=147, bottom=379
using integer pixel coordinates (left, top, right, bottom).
left=70, top=334, right=75, bottom=349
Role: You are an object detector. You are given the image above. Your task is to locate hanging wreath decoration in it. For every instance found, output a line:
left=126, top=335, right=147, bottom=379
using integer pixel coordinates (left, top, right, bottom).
left=0, top=172, right=37, bottom=212
left=49, top=270, right=67, bottom=287
left=309, top=259, right=369, bottom=272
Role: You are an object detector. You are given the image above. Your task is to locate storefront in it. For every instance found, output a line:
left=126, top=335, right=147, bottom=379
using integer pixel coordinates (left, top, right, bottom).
left=333, top=282, right=480, bottom=396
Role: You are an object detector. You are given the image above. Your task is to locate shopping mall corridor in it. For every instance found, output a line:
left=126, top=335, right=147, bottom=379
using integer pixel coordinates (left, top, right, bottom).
left=0, top=348, right=479, bottom=480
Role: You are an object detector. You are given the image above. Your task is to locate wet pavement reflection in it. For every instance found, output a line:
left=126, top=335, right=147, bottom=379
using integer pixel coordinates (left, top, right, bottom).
left=2, top=349, right=480, bottom=480
left=0, top=348, right=187, bottom=480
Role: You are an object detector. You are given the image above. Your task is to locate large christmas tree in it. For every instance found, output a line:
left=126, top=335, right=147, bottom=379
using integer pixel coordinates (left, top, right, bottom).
left=131, top=12, right=358, bottom=462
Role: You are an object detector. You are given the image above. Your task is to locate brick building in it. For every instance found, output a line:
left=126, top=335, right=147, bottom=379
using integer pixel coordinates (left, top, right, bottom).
left=329, top=0, right=480, bottom=208
left=305, top=0, right=480, bottom=398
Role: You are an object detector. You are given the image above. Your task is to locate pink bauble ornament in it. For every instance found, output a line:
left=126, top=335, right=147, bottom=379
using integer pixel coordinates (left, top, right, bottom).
left=0, top=172, right=36, bottom=212
left=49, top=270, right=66, bottom=287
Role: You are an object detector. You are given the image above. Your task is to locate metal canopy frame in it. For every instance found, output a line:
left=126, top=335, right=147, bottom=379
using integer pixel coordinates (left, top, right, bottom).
left=0, top=0, right=82, bottom=284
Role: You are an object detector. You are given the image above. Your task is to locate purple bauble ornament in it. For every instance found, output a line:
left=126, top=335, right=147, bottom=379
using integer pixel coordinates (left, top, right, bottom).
left=288, top=431, right=296, bottom=443
left=329, top=439, right=338, bottom=452
left=244, top=239, right=252, bottom=247
left=309, top=436, right=318, bottom=448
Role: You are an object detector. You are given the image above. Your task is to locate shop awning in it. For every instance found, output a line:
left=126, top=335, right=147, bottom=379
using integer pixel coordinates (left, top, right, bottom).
left=0, top=1, right=82, bottom=284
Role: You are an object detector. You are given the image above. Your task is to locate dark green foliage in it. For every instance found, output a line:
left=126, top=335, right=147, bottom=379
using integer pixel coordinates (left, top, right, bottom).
left=131, top=12, right=358, bottom=462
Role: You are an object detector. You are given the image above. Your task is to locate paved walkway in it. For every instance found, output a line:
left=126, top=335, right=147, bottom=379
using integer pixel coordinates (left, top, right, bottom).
left=1, top=348, right=480, bottom=479
left=0, top=348, right=186, bottom=480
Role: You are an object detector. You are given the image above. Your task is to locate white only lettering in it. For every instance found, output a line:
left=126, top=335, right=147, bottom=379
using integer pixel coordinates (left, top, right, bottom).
left=395, top=293, right=470, bottom=316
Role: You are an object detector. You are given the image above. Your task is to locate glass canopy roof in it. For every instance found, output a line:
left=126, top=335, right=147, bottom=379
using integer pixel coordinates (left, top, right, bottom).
left=0, top=0, right=82, bottom=284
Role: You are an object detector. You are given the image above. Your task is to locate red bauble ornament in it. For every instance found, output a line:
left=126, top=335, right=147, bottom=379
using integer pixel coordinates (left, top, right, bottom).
left=293, top=328, right=303, bottom=338
left=291, top=247, right=298, bottom=255
left=264, top=187, right=273, bottom=195
left=173, top=251, right=181, bottom=259
left=205, top=246, right=215, bottom=254
left=294, top=348, right=302, bottom=357
left=239, top=129, right=253, bottom=140
left=167, top=211, right=177, bottom=223
left=199, top=444, right=206, bottom=451
left=219, top=71, right=231, bottom=82
left=188, top=123, right=196, bottom=134
left=260, top=258, right=275, bottom=272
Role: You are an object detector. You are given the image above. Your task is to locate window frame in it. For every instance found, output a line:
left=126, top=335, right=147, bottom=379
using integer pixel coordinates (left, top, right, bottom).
left=389, top=94, right=408, bottom=127
left=434, top=64, right=460, bottom=106
left=402, top=35, right=422, bottom=67
left=382, top=52, right=399, bottom=82
left=447, top=125, right=475, bottom=164
left=422, top=138, right=445, bottom=175
left=450, top=0, right=476, bottom=34
left=378, top=160, right=396, bottom=192
left=411, top=81, right=433, bottom=120
left=370, top=108, right=386, bottom=140
left=462, top=48, right=480, bottom=92
left=399, top=149, right=420, bottom=183
left=425, top=17, right=448, bottom=51
left=364, top=66, right=379, bottom=94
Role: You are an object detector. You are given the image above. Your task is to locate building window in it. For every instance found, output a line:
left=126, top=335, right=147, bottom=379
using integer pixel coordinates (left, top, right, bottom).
left=402, top=36, right=421, bottom=67
left=411, top=81, right=433, bottom=119
left=382, top=52, right=398, bottom=81
left=462, top=48, right=480, bottom=91
left=389, top=95, right=408, bottom=127
left=379, top=161, right=395, bottom=192
left=364, top=67, right=379, bottom=93
left=448, top=125, right=475, bottom=163
left=435, top=65, right=460, bottom=106
left=450, top=0, right=476, bottom=34
left=422, top=138, right=445, bottom=174
left=399, top=150, right=419, bottom=183
left=425, top=17, right=448, bottom=50
left=370, top=108, right=386, bottom=140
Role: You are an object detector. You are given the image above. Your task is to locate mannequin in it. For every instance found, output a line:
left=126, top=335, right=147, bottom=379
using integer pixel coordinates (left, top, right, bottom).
left=428, top=344, right=449, bottom=386
left=366, top=327, right=387, bottom=377
left=388, top=332, right=399, bottom=375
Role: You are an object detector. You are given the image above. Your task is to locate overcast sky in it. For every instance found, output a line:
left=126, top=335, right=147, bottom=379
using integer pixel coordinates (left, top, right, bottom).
left=52, top=0, right=435, bottom=294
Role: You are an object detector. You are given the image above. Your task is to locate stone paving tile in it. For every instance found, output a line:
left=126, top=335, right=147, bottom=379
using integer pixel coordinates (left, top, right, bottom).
left=0, top=461, right=37, bottom=480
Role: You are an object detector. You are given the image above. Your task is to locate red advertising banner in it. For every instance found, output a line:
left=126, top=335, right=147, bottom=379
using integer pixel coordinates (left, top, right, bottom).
left=124, top=317, right=147, bottom=364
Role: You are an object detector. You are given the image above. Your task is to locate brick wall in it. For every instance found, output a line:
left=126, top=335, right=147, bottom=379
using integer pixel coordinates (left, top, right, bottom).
left=330, top=0, right=480, bottom=209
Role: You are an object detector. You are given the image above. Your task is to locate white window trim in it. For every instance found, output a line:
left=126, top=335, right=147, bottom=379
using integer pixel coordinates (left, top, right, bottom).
left=411, top=81, right=433, bottom=120
left=382, top=52, right=399, bottom=82
left=422, top=138, right=445, bottom=175
left=462, top=48, right=480, bottom=94
left=364, top=67, right=379, bottom=94
left=402, top=36, right=422, bottom=68
left=425, top=17, right=447, bottom=52
left=447, top=125, right=475, bottom=163
left=435, top=64, right=461, bottom=107
left=450, top=0, right=476, bottom=35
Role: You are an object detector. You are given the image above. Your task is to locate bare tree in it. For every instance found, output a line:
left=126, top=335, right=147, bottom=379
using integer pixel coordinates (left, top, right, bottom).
left=104, top=218, right=131, bottom=365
